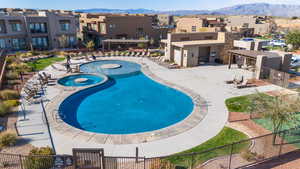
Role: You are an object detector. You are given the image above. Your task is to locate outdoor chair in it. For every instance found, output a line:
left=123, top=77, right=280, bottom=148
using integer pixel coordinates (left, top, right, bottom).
left=237, top=80, right=257, bottom=89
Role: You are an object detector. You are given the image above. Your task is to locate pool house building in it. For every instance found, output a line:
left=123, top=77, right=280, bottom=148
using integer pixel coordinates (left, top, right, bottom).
left=161, top=32, right=240, bottom=67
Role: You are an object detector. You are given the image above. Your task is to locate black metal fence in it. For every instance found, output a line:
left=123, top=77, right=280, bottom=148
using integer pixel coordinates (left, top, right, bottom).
left=0, top=127, right=300, bottom=169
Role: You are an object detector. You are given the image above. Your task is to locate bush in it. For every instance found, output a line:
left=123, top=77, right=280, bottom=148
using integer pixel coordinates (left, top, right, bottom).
left=24, top=147, right=54, bottom=169
left=3, top=100, right=20, bottom=107
left=0, top=131, right=17, bottom=147
left=241, top=149, right=257, bottom=162
left=0, top=102, right=10, bottom=117
left=0, top=90, right=20, bottom=100
left=5, top=71, right=19, bottom=80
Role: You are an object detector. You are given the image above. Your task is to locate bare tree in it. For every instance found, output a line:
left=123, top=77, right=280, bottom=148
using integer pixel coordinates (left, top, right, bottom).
left=248, top=92, right=300, bottom=144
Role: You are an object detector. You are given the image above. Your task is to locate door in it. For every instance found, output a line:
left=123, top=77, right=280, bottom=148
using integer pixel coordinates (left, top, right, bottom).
left=198, top=47, right=210, bottom=63
left=174, top=48, right=182, bottom=66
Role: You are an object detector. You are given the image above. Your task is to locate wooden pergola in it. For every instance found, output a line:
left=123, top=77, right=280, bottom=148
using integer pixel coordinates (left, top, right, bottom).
left=228, top=50, right=277, bottom=69
left=102, top=39, right=150, bottom=51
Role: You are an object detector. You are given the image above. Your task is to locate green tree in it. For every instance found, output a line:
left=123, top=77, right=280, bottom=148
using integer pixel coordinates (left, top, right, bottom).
left=85, top=40, right=95, bottom=51
left=286, top=30, right=300, bottom=50
left=137, top=37, right=148, bottom=49
left=248, top=92, right=300, bottom=144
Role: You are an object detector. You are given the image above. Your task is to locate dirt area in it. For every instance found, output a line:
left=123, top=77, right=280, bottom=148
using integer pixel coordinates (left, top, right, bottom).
left=0, top=72, right=36, bottom=155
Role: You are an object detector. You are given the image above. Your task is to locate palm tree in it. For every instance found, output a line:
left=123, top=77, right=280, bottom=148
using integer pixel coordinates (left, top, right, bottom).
left=248, top=92, right=300, bottom=144
left=85, top=41, right=95, bottom=52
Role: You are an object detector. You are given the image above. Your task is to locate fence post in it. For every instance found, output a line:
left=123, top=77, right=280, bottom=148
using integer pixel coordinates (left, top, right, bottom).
left=19, top=154, right=24, bottom=169
left=279, top=131, right=286, bottom=157
left=135, top=147, right=139, bottom=163
left=144, top=156, right=146, bottom=169
left=228, top=144, right=234, bottom=169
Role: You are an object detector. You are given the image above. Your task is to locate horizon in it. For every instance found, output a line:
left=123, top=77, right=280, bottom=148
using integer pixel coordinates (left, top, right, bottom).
left=1, top=0, right=300, bottom=11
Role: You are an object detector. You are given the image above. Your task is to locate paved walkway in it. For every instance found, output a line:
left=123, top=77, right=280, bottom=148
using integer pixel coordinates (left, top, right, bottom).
left=16, top=57, right=284, bottom=157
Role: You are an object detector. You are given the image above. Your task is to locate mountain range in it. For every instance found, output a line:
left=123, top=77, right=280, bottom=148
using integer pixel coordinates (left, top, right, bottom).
left=75, top=3, right=300, bottom=17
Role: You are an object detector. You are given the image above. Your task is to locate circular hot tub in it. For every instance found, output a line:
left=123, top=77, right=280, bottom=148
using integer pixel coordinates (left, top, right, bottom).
left=58, top=74, right=107, bottom=87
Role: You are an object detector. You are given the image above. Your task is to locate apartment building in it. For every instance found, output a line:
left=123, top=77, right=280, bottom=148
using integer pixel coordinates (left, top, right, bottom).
left=156, top=14, right=174, bottom=26
left=78, top=13, right=165, bottom=47
left=0, top=11, right=78, bottom=51
left=161, top=32, right=240, bottom=67
left=225, top=16, right=275, bottom=35
left=175, top=17, right=224, bottom=33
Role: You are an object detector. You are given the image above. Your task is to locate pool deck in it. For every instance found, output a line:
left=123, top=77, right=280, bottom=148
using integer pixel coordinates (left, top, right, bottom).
left=16, top=57, right=284, bottom=157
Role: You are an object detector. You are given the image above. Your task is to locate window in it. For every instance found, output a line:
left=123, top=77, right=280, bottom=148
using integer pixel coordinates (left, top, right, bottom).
left=29, top=23, right=47, bottom=33
left=12, top=38, right=26, bottom=50
left=191, top=26, right=197, bottom=32
left=99, top=23, right=106, bottom=34
left=32, top=37, right=48, bottom=49
left=0, top=20, right=5, bottom=33
left=60, top=21, right=70, bottom=31
left=0, top=39, right=6, bottom=49
left=11, top=22, right=22, bottom=32
left=109, top=24, right=116, bottom=29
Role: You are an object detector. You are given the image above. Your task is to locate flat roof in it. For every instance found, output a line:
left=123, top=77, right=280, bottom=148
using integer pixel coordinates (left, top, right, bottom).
left=229, top=50, right=280, bottom=58
left=102, top=39, right=149, bottom=43
left=171, top=40, right=225, bottom=48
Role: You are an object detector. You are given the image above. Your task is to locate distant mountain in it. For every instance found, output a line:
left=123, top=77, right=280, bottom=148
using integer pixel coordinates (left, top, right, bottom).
left=75, top=3, right=300, bottom=17
left=75, top=8, right=157, bottom=14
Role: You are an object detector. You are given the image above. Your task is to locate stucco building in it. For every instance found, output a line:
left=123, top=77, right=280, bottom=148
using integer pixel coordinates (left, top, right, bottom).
left=225, top=16, right=275, bottom=35
left=78, top=13, right=166, bottom=47
left=0, top=11, right=78, bottom=51
left=161, top=32, right=240, bottom=67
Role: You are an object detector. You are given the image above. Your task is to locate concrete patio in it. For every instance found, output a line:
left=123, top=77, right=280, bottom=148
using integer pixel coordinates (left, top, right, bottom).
left=16, top=57, right=284, bottom=157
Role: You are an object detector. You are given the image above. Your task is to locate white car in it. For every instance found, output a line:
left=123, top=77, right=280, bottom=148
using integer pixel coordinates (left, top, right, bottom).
left=269, top=40, right=286, bottom=47
left=291, top=55, right=300, bottom=68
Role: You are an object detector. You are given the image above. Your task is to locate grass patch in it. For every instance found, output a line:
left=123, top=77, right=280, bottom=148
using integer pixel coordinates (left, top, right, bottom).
left=26, top=57, right=65, bottom=71
left=167, top=127, right=250, bottom=167
left=225, top=94, right=271, bottom=113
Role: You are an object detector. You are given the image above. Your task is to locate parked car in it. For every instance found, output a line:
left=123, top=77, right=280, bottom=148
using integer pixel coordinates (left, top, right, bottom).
left=291, top=55, right=300, bottom=68
left=269, top=40, right=286, bottom=47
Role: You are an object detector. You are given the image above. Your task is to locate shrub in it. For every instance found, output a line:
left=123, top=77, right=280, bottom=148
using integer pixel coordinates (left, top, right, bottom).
left=24, top=147, right=54, bottom=169
left=5, top=80, right=20, bottom=86
left=3, top=100, right=20, bottom=107
left=5, top=71, right=19, bottom=80
left=0, top=90, right=20, bottom=100
left=0, top=102, right=10, bottom=117
left=241, top=149, right=257, bottom=162
left=0, top=131, right=17, bottom=147
left=6, top=56, right=18, bottom=64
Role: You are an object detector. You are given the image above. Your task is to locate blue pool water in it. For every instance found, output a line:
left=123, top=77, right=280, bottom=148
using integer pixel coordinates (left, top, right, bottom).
left=58, top=74, right=104, bottom=87
left=59, top=60, right=194, bottom=134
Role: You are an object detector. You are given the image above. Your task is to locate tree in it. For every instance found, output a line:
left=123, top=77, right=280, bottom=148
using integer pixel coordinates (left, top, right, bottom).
left=85, top=40, right=95, bottom=51
left=58, top=35, right=68, bottom=48
left=137, top=37, right=148, bottom=49
left=286, top=30, right=300, bottom=50
left=248, top=92, right=300, bottom=144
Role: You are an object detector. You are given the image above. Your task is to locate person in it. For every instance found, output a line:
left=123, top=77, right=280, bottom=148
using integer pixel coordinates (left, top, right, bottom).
left=66, top=55, right=71, bottom=64
left=92, top=54, right=96, bottom=60
left=65, top=62, right=71, bottom=73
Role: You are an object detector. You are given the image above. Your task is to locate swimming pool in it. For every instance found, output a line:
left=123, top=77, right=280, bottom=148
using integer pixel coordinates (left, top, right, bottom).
left=58, top=74, right=105, bottom=87
left=59, top=60, right=194, bottom=134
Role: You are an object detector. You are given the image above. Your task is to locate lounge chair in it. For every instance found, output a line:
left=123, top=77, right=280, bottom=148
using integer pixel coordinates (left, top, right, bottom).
left=237, top=80, right=257, bottom=89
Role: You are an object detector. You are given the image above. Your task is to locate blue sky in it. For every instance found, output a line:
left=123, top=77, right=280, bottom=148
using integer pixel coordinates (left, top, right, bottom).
left=0, top=0, right=300, bottom=10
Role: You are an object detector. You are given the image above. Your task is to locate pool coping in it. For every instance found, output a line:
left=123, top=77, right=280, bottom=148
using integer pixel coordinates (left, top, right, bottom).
left=45, top=59, right=208, bottom=145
